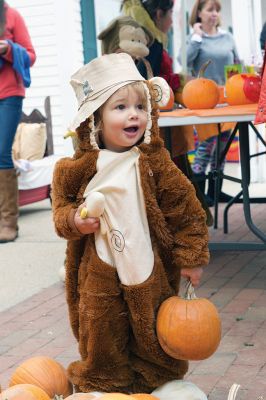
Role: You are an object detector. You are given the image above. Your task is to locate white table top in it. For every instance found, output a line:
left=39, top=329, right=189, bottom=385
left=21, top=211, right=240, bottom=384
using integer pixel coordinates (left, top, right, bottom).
left=158, top=109, right=256, bottom=127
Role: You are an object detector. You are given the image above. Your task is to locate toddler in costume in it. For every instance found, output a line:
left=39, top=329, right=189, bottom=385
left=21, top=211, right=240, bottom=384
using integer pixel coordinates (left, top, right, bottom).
left=52, top=53, right=209, bottom=395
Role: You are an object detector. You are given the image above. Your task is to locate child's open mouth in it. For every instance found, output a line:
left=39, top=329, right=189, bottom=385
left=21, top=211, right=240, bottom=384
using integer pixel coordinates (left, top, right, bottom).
left=124, top=126, right=138, bottom=133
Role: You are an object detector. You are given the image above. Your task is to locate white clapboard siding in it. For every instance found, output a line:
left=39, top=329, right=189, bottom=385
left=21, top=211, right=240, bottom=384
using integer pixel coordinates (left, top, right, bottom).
left=8, top=0, right=84, bottom=156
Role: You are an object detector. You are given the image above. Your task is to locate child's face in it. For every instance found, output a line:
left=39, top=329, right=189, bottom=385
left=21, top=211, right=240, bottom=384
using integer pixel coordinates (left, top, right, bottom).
left=101, top=85, right=148, bottom=152
left=155, top=8, right=173, bottom=34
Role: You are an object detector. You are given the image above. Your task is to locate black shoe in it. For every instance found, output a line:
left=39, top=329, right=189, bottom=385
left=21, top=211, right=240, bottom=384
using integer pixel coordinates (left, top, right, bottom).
left=218, top=191, right=233, bottom=203
left=207, top=178, right=233, bottom=204
left=205, top=194, right=214, bottom=207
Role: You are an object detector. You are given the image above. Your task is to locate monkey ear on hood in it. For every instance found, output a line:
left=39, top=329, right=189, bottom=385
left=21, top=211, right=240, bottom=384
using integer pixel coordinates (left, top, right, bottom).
left=149, top=77, right=171, bottom=108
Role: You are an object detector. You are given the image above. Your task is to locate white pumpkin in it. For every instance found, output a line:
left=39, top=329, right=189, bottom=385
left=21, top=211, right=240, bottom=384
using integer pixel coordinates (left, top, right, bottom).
left=151, top=380, right=207, bottom=400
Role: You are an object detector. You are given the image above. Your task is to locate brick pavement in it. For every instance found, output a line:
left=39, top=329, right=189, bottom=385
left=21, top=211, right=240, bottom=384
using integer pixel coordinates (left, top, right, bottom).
left=0, top=204, right=266, bottom=399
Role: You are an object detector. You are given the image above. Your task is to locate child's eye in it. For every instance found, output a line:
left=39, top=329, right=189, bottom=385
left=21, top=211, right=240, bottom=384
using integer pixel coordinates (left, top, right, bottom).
left=116, top=104, right=125, bottom=110
left=137, top=104, right=144, bottom=110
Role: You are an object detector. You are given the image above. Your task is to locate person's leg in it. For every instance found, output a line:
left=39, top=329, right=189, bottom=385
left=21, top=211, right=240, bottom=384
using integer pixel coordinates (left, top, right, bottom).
left=208, top=130, right=233, bottom=202
left=191, top=136, right=217, bottom=206
left=0, top=96, right=23, bottom=243
left=173, top=154, right=213, bottom=226
left=192, top=136, right=217, bottom=176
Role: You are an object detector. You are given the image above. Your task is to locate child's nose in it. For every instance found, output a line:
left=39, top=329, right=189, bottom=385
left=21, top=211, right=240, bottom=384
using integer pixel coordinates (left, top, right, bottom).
left=129, top=108, right=138, bottom=119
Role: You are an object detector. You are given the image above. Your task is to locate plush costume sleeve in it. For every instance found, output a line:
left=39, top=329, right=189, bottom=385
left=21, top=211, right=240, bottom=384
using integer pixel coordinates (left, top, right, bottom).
left=52, top=156, right=90, bottom=241
left=155, top=148, right=209, bottom=268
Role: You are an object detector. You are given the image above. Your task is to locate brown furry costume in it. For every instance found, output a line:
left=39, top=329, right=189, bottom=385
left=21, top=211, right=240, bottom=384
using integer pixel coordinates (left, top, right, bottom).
left=52, top=82, right=209, bottom=394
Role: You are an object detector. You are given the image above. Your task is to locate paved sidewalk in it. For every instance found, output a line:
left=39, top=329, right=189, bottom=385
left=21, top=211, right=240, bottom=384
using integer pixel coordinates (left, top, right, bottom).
left=0, top=202, right=265, bottom=399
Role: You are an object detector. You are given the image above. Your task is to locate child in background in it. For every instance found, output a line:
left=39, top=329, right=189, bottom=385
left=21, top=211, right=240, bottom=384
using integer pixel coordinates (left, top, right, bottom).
left=187, top=0, right=240, bottom=205
left=52, top=53, right=209, bottom=394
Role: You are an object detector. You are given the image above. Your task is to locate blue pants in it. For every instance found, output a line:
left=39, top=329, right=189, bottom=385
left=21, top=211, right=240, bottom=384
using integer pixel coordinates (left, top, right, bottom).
left=0, top=96, right=23, bottom=169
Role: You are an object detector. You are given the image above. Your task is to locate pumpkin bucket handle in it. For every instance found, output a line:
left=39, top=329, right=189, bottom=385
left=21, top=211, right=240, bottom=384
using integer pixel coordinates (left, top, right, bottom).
left=227, top=384, right=240, bottom=400
left=184, top=281, right=197, bottom=300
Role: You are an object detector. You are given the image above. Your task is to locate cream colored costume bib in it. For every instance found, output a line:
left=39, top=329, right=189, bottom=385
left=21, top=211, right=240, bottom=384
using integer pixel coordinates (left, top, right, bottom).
left=83, top=147, right=154, bottom=285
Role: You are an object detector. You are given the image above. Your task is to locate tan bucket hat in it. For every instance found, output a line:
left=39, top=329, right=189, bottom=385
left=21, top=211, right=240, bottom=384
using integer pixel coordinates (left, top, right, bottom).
left=69, top=53, right=145, bottom=131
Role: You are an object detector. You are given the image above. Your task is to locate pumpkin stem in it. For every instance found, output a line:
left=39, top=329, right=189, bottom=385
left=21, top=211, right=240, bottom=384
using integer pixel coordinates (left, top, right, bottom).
left=227, top=384, right=241, bottom=400
left=184, top=282, right=197, bottom=300
left=198, top=60, right=212, bottom=78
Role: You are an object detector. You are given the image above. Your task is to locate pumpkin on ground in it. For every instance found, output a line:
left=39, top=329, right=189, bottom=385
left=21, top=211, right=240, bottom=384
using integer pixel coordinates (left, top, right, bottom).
left=0, top=383, right=50, bottom=400
left=9, top=356, right=73, bottom=398
left=156, top=283, right=221, bottom=361
left=64, top=393, right=98, bottom=400
left=182, top=60, right=220, bottom=109
left=99, top=394, right=132, bottom=400
left=130, top=394, right=159, bottom=400
left=151, top=380, right=207, bottom=400
left=225, top=73, right=261, bottom=105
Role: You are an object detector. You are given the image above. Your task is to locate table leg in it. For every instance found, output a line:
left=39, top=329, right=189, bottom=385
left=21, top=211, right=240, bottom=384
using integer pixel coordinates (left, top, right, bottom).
left=210, top=122, right=266, bottom=250
left=238, top=122, right=266, bottom=244
left=213, top=123, right=222, bottom=229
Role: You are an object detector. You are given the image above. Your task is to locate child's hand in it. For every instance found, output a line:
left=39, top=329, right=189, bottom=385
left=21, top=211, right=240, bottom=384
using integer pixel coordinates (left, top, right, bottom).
left=181, top=267, right=203, bottom=287
left=74, top=203, right=100, bottom=234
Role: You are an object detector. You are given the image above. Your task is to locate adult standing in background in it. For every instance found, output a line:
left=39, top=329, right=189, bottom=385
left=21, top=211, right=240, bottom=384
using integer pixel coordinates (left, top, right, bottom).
left=187, top=0, right=240, bottom=206
left=0, top=0, right=36, bottom=243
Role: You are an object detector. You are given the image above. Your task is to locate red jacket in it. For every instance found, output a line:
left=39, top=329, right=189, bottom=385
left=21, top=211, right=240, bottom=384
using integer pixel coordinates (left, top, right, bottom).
left=0, top=3, right=36, bottom=99
left=255, top=48, right=266, bottom=124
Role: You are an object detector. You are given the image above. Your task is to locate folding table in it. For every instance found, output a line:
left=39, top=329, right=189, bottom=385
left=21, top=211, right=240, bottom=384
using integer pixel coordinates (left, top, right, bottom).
left=159, top=104, right=266, bottom=251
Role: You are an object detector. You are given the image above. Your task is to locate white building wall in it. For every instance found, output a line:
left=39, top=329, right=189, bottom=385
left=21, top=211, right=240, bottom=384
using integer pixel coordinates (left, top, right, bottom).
left=8, top=0, right=84, bottom=156
left=94, top=0, right=121, bottom=56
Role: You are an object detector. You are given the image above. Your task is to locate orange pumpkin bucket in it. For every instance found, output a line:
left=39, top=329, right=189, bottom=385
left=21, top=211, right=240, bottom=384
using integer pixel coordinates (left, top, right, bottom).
left=156, top=282, right=221, bottom=361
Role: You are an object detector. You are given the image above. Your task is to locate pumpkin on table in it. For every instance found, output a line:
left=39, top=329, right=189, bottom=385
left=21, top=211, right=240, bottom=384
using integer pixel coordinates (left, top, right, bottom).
left=225, top=73, right=261, bottom=105
left=182, top=60, right=220, bottom=110
left=156, top=283, right=221, bottom=361
left=9, top=356, right=73, bottom=398
left=0, top=383, right=50, bottom=400
left=159, top=86, right=175, bottom=112
left=150, top=77, right=175, bottom=112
